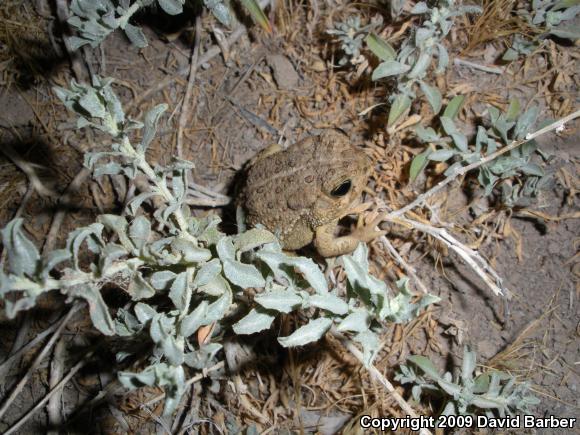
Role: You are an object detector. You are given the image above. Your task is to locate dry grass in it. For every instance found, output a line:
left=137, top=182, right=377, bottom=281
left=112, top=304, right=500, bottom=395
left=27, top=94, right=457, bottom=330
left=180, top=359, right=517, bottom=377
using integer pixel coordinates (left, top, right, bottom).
left=0, top=1, right=59, bottom=89
left=461, top=0, right=540, bottom=55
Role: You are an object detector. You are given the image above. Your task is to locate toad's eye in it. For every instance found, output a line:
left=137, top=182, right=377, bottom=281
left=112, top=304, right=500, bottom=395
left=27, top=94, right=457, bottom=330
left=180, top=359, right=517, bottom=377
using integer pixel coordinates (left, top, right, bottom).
left=331, top=180, right=352, bottom=197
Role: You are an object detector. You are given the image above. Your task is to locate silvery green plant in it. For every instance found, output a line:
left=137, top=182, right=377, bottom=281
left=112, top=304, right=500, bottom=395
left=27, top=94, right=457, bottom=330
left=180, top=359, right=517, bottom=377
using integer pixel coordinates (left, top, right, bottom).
left=0, top=76, right=439, bottom=415
left=502, top=0, right=579, bottom=61
left=327, top=15, right=383, bottom=66
left=389, top=0, right=406, bottom=19
left=395, top=347, right=540, bottom=418
left=410, top=97, right=549, bottom=207
left=67, top=0, right=230, bottom=50
left=502, top=35, right=540, bottom=62
left=203, top=0, right=232, bottom=26
left=366, top=0, right=482, bottom=127
left=234, top=243, right=440, bottom=365
left=521, top=0, right=580, bottom=41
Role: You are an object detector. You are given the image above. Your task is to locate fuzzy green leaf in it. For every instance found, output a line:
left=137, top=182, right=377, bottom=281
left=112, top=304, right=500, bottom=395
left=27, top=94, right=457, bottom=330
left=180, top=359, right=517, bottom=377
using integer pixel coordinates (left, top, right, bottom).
left=124, top=23, right=148, bottom=48
left=366, top=33, right=396, bottom=61
left=443, top=95, right=465, bottom=119
left=240, top=0, right=272, bottom=33
left=232, top=308, right=275, bottom=335
left=408, top=355, right=442, bottom=380
left=168, top=271, right=191, bottom=311
left=387, top=94, right=411, bottom=127
left=223, top=259, right=265, bottom=288
left=234, top=228, right=277, bottom=252
left=179, top=300, right=209, bottom=337
left=428, top=149, right=455, bottom=161
left=337, top=311, right=370, bottom=332
left=1, top=219, right=40, bottom=278
left=308, top=293, right=349, bottom=315
left=354, top=330, right=380, bottom=366
left=255, top=289, right=303, bottom=313
left=278, top=317, right=333, bottom=347
left=372, top=61, right=410, bottom=80
left=192, top=259, right=222, bottom=288
left=409, top=149, right=432, bottom=182
left=419, top=81, right=442, bottom=114
left=139, top=104, right=167, bottom=153
left=157, top=0, right=185, bottom=15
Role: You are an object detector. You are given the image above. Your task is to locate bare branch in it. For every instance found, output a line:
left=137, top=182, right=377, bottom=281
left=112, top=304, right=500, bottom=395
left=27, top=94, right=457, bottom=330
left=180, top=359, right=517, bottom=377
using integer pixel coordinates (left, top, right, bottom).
left=331, top=328, right=433, bottom=435
left=0, top=303, right=81, bottom=421
left=177, top=15, right=202, bottom=158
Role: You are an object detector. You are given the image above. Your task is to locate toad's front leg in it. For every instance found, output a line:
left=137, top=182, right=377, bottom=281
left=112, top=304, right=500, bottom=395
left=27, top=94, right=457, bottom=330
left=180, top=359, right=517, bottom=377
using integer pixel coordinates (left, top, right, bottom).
left=314, top=215, right=387, bottom=257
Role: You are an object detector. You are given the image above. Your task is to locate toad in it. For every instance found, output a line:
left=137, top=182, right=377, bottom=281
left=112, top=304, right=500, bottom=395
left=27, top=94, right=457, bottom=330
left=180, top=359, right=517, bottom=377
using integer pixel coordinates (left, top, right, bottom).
left=241, top=130, right=386, bottom=257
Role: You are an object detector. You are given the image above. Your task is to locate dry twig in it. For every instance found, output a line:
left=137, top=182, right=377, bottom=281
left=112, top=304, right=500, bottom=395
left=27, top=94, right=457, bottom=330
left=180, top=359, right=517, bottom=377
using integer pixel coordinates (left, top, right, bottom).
left=374, top=109, right=580, bottom=297
left=4, top=350, right=94, bottom=435
left=395, top=216, right=507, bottom=296
left=379, top=235, right=430, bottom=294
left=0, top=315, right=61, bottom=378
left=454, top=58, right=505, bottom=74
left=47, top=338, right=66, bottom=433
left=331, top=328, right=433, bottom=435
left=177, top=15, right=202, bottom=158
left=0, top=303, right=81, bottom=422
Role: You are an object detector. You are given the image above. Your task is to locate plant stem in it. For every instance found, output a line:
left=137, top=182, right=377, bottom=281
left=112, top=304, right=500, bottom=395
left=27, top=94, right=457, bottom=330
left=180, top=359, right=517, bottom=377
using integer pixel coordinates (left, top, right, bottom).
left=121, top=137, right=194, bottom=240
left=332, top=327, right=434, bottom=435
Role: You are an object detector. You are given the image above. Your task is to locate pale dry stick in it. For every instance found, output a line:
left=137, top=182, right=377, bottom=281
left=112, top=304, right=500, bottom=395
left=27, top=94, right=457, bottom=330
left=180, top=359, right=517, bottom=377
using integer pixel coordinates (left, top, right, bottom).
left=377, top=200, right=508, bottom=296
left=331, top=328, right=433, bottom=435
left=141, top=361, right=225, bottom=408
left=379, top=235, right=430, bottom=295
left=171, top=383, right=193, bottom=433
left=0, top=303, right=81, bottom=422
left=4, top=350, right=94, bottom=435
left=176, top=385, right=204, bottom=435
left=387, top=109, right=580, bottom=221
left=176, top=15, right=202, bottom=158
left=160, top=174, right=230, bottom=206
left=186, top=182, right=230, bottom=207
left=396, top=215, right=506, bottom=297
left=141, top=406, right=173, bottom=435
left=184, top=195, right=230, bottom=207
left=0, top=316, right=60, bottom=376
left=454, top=58, right=504, bottom=74
left=47, top=338, right=66, bottom=434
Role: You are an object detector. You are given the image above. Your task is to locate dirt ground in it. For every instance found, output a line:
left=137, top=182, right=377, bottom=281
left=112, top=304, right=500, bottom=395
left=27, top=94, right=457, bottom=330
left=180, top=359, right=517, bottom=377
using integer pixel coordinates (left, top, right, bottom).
left=0, top=1, right=578, bottom=434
